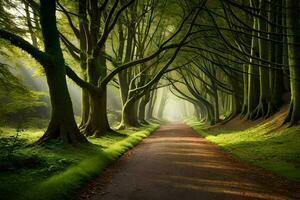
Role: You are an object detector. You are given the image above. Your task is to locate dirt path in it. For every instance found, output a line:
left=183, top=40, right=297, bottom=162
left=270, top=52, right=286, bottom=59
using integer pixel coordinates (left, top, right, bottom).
left=78, top=124, right=300, bottom=200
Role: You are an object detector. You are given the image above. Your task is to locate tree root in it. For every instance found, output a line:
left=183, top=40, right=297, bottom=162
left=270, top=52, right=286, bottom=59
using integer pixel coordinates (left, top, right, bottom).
left=36, top=124, right=88, bottom=145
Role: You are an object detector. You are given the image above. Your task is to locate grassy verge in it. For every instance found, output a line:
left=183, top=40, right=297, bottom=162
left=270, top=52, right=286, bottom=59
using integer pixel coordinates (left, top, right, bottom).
left=0, top=124, right=159, bottom=200
left=186, top=118, right=300, bottom=182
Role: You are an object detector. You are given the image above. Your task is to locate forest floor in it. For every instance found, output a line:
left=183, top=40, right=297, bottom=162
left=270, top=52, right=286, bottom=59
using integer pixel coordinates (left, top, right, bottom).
left=77, top=123, right=300, bottom=200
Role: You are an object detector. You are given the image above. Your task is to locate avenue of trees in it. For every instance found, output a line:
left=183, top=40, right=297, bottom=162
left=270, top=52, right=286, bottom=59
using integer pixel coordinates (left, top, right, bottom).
left=167, top=0, right=300, bottom=126
left=0, top=0, right=299, bottom=144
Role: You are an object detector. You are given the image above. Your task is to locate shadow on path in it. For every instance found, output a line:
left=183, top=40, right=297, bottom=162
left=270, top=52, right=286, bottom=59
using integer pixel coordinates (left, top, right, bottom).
left=77, top=124, right=300, bottom=200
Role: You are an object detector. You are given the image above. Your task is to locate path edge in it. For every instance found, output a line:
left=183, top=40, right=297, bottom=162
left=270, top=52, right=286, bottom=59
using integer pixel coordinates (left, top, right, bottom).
left=21, top=124, right=160, bottom=200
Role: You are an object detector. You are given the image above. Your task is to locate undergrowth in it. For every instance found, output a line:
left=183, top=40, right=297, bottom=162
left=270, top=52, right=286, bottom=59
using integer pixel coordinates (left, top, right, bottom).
left=0, top=124, right=158, bottom=200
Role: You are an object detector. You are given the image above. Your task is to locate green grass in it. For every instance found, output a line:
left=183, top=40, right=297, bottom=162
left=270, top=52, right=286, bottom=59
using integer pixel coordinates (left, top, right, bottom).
left=186, top=118, right=300, bottom=182
left=0, top=124, right=158, bottom=200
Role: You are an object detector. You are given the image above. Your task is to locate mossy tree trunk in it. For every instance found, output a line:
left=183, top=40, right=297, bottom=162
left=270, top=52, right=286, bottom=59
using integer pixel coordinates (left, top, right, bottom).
left=77, top=0, right=111, bottom=136
left=118, top=76, right=140, bottom=129
left=245, top=13, right=260, bottom=119
left=252, top=0, right=270, bottom=119
left=228, top=71, right=242, bottom=118
left=82, top=50, right=112, bottom=137
left=120, top=100, right=140, bottom=128
left=78, top=0, right=90, bottom=127
left=284, top=0, right=300, bottom=125
left=118, top=72, right=141, bottom=128
left=117, top=15, right=140, bottom=128
left=0, top=1, right=88, bottom=144
left=240, top=64, right=248, bottom=117
left=38, top=0, right=87, bottom=144
left=266, top=0, right=284, bottom=116
left=147, top=89, right=158, bottom=120
left=193, top=104, right=201, bottom=120
left=83, top=91, right=110, bottom=137
left=205, top=101, right=215, bottom=125
left=157, top=87, right=168, bottom=119
left=138, top=91, right=151, bottom=124
left=138, top=97, right=148, bottom=123
left=211, top=67, right=220, bottom=123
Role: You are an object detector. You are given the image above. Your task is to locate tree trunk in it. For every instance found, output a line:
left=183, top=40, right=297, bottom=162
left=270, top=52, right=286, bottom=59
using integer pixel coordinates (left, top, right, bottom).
left=193, top=104, right=200, bottom=119
left=37, top=0, right=87, bottom=144
left=245, top=16, right=260, bottom=119
left=117, top=70, right=140, bottom=128
left=206, top=103, right=215, bottom=125
left=117, top=17, right=136, bottom=128
left=240, top=64, right=248, bottom=117
left=157, top=88, right=168, bottom=119
left=83, top=91, right=110, bottom=137
left=79, top=0, right=90, bottom=127
left=138, top=97, right=147, bottom=123
left=138, top=93, right=150, bottom=124
left=252, top=0, right=270, bottom=119
left=267, top=0, right=284, bottom=116
left=82, top=52, right=111, bottom=136
left=146, top=89, right=157, bottom=119
left=80, top=78, right=89, bottom=127
left=228, top=71, right=241, bottom=117
left=118, top=71, right=129, bottom=105
left=24, top=1, right=38, bottom=47
left=120, top=101, right=139, bottom=128
left=284, top=0, right=300, bottom=125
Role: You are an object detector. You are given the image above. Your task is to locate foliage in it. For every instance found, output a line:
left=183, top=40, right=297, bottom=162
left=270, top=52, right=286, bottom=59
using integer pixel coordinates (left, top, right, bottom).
left=0, top=71, right=48, bottom=127
left=0, top=44, right=49, bottom=127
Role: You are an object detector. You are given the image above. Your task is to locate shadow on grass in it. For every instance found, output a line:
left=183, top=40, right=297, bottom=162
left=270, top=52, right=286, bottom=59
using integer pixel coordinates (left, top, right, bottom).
left=0, top=124, right=159, bottom=200
left=189, top=122, right=300, bottom=182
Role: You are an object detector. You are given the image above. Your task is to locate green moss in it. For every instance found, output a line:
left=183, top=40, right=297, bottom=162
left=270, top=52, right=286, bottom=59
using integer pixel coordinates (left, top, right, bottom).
left=0, top=124, right=158, bottom=200
left=186, top=119, right=300, bottom=181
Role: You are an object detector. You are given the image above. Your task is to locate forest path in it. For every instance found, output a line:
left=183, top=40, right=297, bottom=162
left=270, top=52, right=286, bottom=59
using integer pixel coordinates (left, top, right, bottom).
left=78, top=124, right=300, bottom=200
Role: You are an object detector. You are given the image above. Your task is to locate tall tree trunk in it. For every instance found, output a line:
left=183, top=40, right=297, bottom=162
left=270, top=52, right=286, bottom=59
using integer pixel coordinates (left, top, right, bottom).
left=83, top=91, right=110, bottom=137
left=138, top=92, right=151, bottom=124
left=79, top=0, right=90, bottom=127
left=120, top=101, right=139, bottom=128
left=118, top=71, right=129, bottom=106
left=138, top=97, right=147, bottom=123
left=24, top=1, right=38, bottom=47
left=117, top=18, right=137, bottom=128
left=146, top=89, right=158, bottom=119
left=284, top=0, right=300, bottom=125
left=80, top=83, right=90, bottom=127
left=212, top=88, right=219, bottom=123
left=193, top=104, right=200, bottom=119
left=282, top=0, right=290, bottom=92
left=157, top=88, right=168, bottom=119
left=245, top=15, right=260, bottom=119
left=252, top=0, right=270, bottom=119
left=211, top=67, right=220, bottom=123
left=37, top=0, right=87, bottom=144
left=267, top=0, right=284, bottom=116
left=240, top=64, right=248, bottom=117
left=82, top=51, right=111, bottom=136
left=206, top=102, right=215, bottom=125
left=228, top=71, right=241, bottom=117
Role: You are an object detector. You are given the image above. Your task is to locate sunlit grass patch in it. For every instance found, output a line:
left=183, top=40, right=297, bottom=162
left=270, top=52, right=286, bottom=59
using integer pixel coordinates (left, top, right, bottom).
left=0, top=124, right=158, bottom=200
left=186, top=119, right=300, bottom=181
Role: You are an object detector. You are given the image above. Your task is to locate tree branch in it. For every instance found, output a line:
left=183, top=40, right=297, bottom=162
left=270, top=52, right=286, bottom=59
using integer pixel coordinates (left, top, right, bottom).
left=0, top=29, right=49, bottom=67
left=65, top=65, right=100, bottom=94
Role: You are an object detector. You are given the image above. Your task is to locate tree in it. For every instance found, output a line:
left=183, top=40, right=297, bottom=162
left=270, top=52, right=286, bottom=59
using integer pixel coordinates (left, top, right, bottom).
left=284, top=0, right=300, bottom=125
left=0, top=0, right=87, bottom=144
